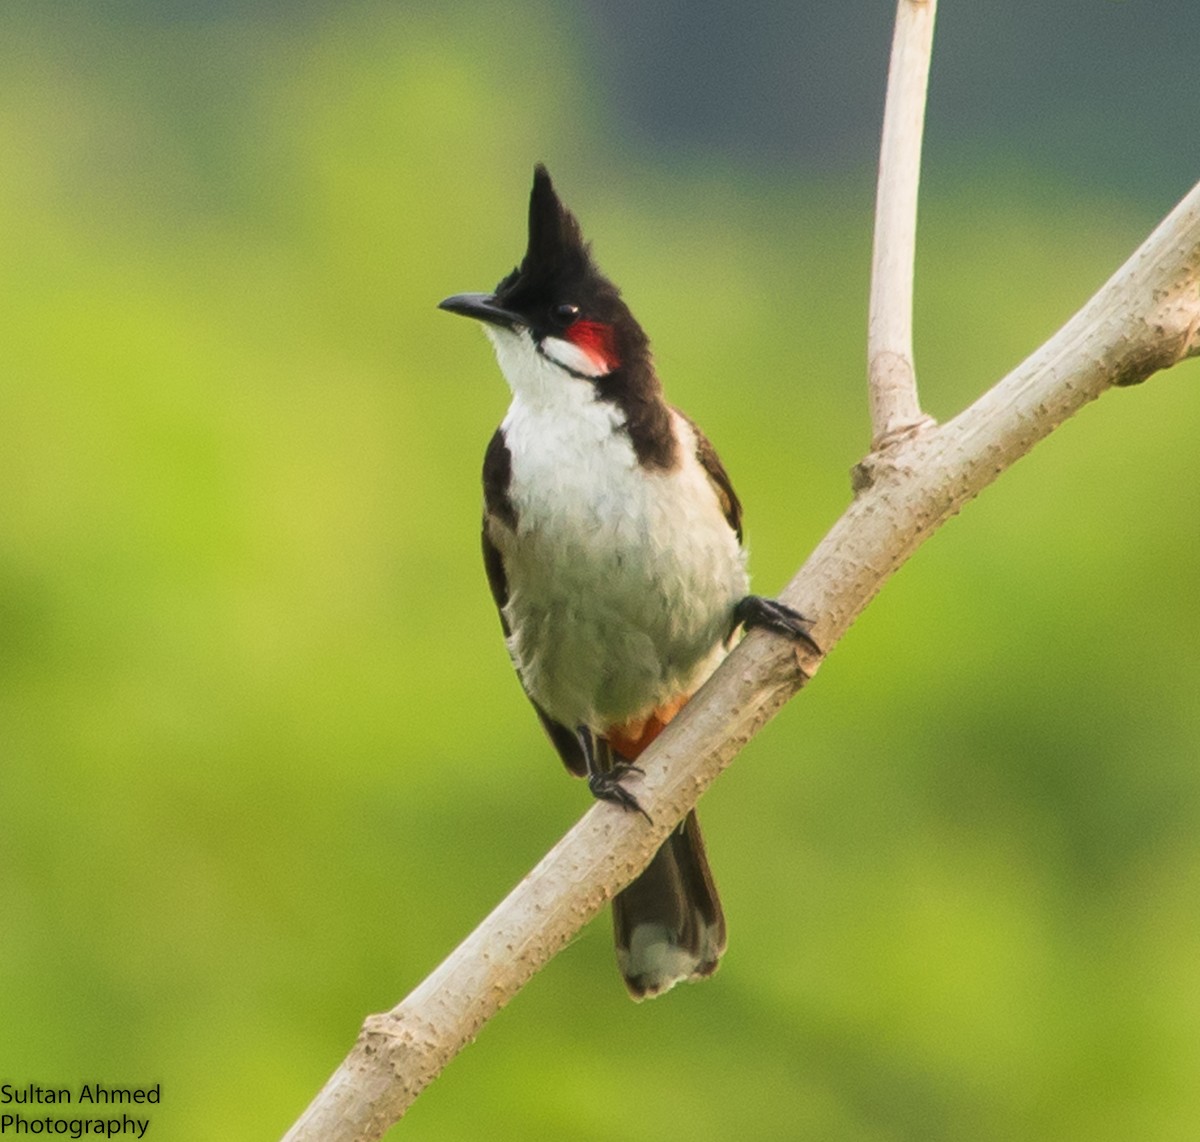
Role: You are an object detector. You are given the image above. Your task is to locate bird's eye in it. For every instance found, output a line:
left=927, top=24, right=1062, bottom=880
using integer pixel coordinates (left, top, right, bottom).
left=553, top=303, right=581, bottom=326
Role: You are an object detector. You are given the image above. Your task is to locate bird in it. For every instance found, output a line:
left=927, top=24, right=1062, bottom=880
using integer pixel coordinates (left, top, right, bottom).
left=439, top=164, right=816, bottom=999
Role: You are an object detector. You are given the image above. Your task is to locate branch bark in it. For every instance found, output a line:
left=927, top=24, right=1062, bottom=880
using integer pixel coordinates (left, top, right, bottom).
left=282, top=8, right=1200, bottom=1139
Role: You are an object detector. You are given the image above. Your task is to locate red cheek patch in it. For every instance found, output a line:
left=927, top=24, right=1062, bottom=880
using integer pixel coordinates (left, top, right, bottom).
left=566, top=320, right=620, bottom=372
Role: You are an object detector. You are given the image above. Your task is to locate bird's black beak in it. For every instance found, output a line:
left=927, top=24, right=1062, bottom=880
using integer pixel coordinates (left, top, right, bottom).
left=438, top=292, right=525, bottom=331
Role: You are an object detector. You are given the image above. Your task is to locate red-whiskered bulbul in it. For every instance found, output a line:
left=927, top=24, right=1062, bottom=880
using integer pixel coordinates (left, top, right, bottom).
left=439, top=165, right=816, bottom=1000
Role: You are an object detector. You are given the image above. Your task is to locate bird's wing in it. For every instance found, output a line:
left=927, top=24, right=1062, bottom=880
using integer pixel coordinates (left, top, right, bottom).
left=482, top=427, right=587, bottom=777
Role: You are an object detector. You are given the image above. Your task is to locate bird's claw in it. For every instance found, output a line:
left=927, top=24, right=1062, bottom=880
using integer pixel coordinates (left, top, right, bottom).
left=734, top=595, right=821, bottom=655
left=587, top=763, right=651, bottom=824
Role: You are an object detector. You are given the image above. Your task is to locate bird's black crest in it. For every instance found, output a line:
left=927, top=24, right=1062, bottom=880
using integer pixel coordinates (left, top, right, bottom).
left=493, top=165, right=602, bottom=313
left=525, top=164, right=589, bottom=280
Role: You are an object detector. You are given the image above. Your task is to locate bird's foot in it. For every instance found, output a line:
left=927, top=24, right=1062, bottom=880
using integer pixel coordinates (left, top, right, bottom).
left=587, top=763, right=651, bottom=824
left=734, top=595, right=821, bottom=654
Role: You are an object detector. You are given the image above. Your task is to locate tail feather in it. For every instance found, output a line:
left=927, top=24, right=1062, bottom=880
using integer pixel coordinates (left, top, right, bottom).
left=612, top=809, right=726, bottom=1000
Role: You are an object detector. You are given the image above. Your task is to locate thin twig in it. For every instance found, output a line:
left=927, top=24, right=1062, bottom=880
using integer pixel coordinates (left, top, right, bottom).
left=868, top=0, right=938, bottom=450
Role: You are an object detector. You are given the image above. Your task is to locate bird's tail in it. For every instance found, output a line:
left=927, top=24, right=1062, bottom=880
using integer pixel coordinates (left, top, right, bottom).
left=612, top=808, right=726, bottom=1000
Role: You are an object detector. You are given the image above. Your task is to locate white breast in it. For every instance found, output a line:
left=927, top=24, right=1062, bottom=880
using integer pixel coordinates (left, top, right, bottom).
left=486, top=329, right=748, bottom=731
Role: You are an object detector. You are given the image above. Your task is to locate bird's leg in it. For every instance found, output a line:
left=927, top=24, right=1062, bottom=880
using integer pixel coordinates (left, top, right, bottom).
left=577, top=726, right=651, bottom=824
left=733, top=595, right=821, bottom=655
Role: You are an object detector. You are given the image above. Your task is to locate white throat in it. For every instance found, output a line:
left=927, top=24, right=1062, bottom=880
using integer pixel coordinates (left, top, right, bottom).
left=484, top=325, right=606, bottom=411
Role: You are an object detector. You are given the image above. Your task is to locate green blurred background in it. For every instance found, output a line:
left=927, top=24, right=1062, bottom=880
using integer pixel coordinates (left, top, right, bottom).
left=2, top=2, right=1199, bottom=1139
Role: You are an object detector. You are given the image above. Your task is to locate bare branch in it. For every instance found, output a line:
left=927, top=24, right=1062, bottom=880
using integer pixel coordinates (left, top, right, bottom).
left=868, top=0, right=938, bottom=449
left=283, top=179, right=1200, bottom=1142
